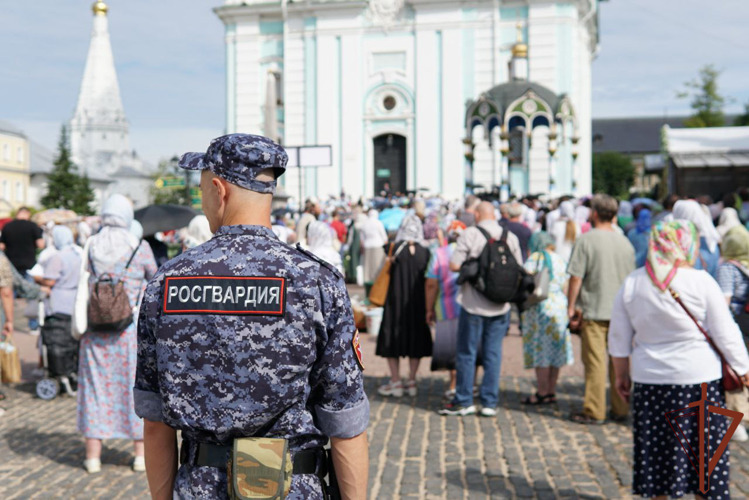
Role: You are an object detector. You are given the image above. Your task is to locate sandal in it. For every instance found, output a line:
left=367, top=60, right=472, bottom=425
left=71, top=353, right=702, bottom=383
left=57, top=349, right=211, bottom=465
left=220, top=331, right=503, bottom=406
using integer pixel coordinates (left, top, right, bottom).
left=569, top=412, right=605, bottom=425
left=522, top=392, right=555, bottom=405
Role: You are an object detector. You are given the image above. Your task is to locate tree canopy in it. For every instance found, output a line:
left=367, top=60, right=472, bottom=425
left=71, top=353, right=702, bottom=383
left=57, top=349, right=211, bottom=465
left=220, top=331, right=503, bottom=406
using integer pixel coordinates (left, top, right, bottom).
left=678, top=64, right=727, bottom=128
left=592, top=152, right=635, bottom=199
left=40, top=126, right=95, bottom=215
left=734, top=102, right=749, bottom=127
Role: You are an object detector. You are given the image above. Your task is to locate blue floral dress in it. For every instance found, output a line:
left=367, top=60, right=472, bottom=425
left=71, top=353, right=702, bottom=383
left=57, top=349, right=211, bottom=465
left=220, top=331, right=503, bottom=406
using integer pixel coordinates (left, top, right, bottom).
left=77, top=240, right=157, bottom=439
left=521, top=250, right=574, bottom=369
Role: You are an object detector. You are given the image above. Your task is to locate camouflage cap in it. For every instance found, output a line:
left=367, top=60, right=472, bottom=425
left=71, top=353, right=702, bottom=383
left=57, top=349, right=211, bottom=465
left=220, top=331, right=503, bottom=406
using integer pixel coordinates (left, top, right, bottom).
left=179, top=134, right=287, bottom=194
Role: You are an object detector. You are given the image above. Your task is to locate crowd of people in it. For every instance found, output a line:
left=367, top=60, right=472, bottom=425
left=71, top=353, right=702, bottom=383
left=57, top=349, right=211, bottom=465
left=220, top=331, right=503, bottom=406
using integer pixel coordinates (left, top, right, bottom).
left=0, top=199, right=212, bottom=474
left=3, top=184, right=749, bottom=498
left=274, top=189, right=749, bottom=498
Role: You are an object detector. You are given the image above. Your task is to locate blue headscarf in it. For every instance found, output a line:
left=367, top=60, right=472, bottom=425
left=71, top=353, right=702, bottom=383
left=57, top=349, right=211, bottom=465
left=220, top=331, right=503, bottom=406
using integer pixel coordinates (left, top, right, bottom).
left=635, top=208, right=652, bottom=235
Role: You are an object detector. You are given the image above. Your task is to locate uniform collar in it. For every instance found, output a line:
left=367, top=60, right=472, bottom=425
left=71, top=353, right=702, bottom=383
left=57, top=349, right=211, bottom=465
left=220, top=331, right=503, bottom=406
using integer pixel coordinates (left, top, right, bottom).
left=214, top=224, right=278, bottom=239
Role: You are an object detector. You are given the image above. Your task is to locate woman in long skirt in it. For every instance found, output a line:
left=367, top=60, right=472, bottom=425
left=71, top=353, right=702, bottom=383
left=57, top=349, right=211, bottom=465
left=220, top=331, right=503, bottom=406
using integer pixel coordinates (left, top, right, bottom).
left=77, top=194, right=157, bottom=473
left=610, top=221, right=749, bottom=498
left=376, top=215, right=433, bottom=397
left=520, top=232, right=573, bottom=405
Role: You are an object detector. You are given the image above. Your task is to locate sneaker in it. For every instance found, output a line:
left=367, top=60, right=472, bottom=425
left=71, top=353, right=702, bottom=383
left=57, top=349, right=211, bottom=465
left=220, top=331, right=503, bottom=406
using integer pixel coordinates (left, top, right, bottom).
left=438, top=403, right=477, bottom=416
left=404, top=380, right=417, bottom=397
left=83, top=458, right=101, bottom=474
left=132, top=456, right=146, bottom=472
left=732, top=425, right=749, bottom=442
left=378, top=380, right=403, bottom=397
left=480, top=407, right=497, bottom=417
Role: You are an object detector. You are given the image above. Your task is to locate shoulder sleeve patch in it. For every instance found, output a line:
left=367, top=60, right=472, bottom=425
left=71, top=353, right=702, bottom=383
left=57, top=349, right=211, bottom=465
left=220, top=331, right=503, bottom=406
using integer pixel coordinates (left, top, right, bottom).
left=352, top=330, right=364, bottom=371
left=295, top=243, right=343, bottom=279
left=162, top=276, right=286, bottom=316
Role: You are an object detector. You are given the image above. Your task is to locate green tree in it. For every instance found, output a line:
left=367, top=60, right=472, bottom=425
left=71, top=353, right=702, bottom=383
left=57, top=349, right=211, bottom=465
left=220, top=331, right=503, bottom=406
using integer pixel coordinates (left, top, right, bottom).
left=678, top=64, right=727, bottom=128
left=592, top=152, right=635, bottom=199
left=41, top=126, right=95, bottom=215
left=734, top=101, right=749, bottom=126
left=150, top=156, right=192, bottom=205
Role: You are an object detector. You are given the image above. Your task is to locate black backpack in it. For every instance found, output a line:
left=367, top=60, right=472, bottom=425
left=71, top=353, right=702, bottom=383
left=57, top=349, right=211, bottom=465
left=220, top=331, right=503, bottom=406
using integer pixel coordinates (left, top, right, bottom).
left=472, top=227, right=533, bottom=304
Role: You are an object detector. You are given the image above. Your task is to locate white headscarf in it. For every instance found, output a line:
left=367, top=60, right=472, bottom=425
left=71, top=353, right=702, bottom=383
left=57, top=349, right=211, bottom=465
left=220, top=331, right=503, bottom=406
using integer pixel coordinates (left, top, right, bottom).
left=89, top=194, right=139, bottom=273
left=672, top=199, right=721, bottom=253
left=575, top=206, right=591, bottom=227
left=559, top=200, right=576, bottom=220
left=717, top=207, right=742, bottom=238
left=130, top=220, right=144, bottom=241
left=52, top=225, right=74, bottom=250
left=183, top=215, right=213, bottom=249
left=306, top=221, right=343, bottom=273
left=395, top=215, right=426, bottom=246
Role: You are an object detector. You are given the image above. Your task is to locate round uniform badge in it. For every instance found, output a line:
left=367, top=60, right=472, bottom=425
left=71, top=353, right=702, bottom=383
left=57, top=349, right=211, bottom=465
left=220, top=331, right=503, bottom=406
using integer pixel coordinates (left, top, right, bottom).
left=352, top=330, right=365, bottom=371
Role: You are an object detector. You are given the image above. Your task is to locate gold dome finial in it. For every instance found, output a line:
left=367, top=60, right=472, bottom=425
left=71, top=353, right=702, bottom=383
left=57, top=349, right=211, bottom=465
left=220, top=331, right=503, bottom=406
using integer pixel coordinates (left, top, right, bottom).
left=511, top=22, right=528, bottom=58
left=92, top=1, right=108, bottom=16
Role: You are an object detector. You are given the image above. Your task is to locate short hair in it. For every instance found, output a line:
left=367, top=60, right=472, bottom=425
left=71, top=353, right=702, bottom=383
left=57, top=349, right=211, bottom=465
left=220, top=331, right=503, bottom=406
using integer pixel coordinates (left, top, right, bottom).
left=16, top=206, right=30, bottom=214
left=507, top=202, right=524, bottom=218
left=591, top=194, right=618, bottom=222
left=464, top=195, right=480, bottom=211
left=662, top=194, right=680, bottom=210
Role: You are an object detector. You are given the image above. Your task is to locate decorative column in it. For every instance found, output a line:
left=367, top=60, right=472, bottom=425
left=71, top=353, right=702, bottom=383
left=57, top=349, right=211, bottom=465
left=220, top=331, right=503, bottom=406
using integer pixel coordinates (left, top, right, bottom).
left=571, top=133, right=580, bottom=192
left=463, top=136, right=475, bottom=193
left=499, top=125, right=509, bottom=200
left=548, top=124, right=558, bottom=195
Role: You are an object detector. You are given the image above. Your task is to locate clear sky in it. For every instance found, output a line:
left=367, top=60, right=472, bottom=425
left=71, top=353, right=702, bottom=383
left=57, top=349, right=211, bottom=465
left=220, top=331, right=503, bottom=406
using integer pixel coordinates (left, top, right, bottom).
left=3, top=0, right=749, bottom=167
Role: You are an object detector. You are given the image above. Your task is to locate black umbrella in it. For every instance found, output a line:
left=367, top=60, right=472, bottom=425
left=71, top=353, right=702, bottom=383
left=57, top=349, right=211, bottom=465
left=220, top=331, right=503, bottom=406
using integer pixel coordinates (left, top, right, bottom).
left=134, top=204, right=199, bottom=236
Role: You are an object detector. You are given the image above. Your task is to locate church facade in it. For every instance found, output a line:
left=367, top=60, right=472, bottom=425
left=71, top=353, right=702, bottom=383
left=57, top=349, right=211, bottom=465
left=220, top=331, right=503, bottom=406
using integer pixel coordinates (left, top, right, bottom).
left=214, top=0, right=599, bottom=200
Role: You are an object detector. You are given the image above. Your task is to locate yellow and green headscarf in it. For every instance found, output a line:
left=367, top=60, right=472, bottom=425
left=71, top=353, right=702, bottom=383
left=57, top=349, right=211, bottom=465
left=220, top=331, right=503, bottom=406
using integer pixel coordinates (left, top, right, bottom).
left=722, top=225, right=749, bottom=269
left=645, top=220, right=699, bottom=291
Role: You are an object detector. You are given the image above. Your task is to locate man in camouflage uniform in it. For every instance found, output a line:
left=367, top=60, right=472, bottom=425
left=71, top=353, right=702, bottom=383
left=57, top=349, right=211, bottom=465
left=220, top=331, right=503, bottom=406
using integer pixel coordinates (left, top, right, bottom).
left=134, top=134, right=369, bottom=499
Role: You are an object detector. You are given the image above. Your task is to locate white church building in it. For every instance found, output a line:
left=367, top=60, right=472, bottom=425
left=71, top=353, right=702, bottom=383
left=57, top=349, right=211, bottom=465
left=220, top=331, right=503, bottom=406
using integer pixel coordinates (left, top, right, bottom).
left=214, top=0, right=599, bottom=200
left=30, top=1, right=153, bottom=210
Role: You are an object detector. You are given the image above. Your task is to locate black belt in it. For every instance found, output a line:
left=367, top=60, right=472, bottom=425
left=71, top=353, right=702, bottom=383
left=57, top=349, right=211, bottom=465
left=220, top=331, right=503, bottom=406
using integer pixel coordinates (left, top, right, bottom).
left=180, top=441, right=323, bottom=475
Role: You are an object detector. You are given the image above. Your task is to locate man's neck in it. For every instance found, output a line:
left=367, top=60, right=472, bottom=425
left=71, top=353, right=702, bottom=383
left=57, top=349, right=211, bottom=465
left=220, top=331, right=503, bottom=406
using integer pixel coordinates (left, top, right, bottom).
left=222, top=205, right=272, bottom=228
left=594, top=221, right=615, bottom=231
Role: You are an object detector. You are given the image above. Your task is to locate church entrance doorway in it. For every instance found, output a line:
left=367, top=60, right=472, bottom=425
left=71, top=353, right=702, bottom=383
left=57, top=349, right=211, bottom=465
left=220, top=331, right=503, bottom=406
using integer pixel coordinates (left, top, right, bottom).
left=373, top=134, right=406, bottom=197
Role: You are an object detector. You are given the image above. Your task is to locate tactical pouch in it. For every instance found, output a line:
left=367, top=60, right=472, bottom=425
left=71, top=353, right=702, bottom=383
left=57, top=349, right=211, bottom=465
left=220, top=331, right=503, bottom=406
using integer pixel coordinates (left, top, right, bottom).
left=227, top=437, right=292, bottom=500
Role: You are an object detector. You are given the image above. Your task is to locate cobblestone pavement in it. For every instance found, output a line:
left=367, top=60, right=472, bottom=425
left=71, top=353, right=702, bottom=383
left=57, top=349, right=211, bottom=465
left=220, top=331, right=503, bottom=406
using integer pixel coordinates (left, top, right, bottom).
left=4, top=299, right=749, bottom=498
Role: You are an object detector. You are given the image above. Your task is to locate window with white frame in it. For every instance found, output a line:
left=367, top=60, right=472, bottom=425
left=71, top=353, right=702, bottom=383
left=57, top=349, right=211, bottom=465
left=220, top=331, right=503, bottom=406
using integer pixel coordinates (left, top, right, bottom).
left=2, top=180, right=9, bottom=200
left=15, top=181, right=24, bottom=203
left=2, top=144, right=8, bottom=161
left=17, top=146, right=24, bottom=163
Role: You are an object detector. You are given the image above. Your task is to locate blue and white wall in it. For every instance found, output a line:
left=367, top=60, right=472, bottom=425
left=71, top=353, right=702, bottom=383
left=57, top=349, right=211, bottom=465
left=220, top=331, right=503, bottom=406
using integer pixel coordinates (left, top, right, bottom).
left=217, top=0, right=596, bottom=200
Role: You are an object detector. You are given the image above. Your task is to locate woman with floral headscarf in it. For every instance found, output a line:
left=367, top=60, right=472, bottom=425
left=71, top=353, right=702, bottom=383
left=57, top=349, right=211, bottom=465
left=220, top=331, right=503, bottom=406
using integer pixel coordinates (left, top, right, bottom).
left=76, top=194, right=157, bottom=474
left=376, top=215, right=432, bottom=397
left=716, top=225, right=749, bottom=441
left=609, top=221, right=749, bottom=499
left=520, top=232, right=573, bottom=405
left=672, top=199, right=722, bottom=277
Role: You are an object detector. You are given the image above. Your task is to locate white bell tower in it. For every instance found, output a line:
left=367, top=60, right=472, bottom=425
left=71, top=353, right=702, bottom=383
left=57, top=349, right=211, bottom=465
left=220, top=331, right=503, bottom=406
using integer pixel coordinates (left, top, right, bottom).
left=69, top=1, right=130, bottom=177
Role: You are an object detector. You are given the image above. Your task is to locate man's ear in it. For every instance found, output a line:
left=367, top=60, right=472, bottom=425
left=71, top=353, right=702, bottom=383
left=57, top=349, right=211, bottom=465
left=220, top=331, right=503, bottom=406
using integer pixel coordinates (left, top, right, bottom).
left=212, top=176, right=228, bottom=205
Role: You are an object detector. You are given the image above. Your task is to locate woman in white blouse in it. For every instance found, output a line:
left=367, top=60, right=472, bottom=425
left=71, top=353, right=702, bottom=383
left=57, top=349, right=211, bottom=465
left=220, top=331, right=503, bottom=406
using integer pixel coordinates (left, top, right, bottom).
left=609, top=220, right=749, bottom=500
